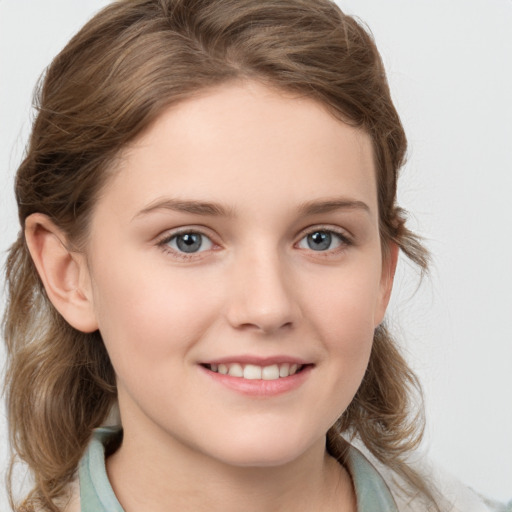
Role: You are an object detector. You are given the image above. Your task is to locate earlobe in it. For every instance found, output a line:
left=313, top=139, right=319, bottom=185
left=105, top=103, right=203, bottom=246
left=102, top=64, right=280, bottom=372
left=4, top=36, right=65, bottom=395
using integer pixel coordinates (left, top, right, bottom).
left=375, top=242, right=399, bottom=326
left=24, top=213, right=98, bottom=333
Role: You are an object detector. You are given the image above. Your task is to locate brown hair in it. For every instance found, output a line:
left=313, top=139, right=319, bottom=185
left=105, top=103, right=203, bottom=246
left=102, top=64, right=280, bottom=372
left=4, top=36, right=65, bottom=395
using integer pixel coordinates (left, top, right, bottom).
left=3, top=0, right=434, bottom=510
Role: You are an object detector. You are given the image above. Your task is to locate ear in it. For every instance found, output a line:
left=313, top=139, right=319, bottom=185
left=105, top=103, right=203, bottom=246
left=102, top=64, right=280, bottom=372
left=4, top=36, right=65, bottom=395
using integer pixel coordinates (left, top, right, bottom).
left=374, top=241, right=399, bottom=326
left=25, top=213, right=98, bottom=333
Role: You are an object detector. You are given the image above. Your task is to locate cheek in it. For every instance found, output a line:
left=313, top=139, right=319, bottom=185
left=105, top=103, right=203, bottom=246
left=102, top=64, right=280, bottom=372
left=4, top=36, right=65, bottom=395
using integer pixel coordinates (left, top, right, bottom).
left=89, top=254, right=222, bottom=371
left=301, top=258, right=382, bottom=395
left=304, top=255, right=383, bottom=337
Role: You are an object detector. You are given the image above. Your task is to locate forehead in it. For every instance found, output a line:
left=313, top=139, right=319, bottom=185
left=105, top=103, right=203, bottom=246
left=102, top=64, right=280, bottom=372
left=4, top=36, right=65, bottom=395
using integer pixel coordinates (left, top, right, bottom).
left=98, top=81, right=377, bottom=221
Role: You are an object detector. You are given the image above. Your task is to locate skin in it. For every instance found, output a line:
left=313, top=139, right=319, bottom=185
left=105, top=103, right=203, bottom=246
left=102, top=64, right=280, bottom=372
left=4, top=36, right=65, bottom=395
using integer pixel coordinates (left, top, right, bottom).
left=26, top=80, right=397, bottom=512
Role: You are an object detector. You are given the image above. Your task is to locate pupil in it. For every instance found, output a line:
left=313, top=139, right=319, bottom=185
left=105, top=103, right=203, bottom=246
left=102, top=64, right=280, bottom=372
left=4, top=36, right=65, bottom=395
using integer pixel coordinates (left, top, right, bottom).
left=307, top=231, right=331, bottom=251
left=176, top=233, right=202, bottom=253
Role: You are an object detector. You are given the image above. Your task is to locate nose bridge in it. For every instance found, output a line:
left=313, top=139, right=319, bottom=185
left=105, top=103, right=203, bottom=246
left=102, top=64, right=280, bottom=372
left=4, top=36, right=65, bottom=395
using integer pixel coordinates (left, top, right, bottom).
left=226, top=243, right=299, bottom=333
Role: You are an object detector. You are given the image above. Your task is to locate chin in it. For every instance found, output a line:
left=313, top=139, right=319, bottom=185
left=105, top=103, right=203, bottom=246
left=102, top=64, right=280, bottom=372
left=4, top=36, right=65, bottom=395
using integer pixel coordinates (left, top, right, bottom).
left=204, top=428, right=322, bottom=468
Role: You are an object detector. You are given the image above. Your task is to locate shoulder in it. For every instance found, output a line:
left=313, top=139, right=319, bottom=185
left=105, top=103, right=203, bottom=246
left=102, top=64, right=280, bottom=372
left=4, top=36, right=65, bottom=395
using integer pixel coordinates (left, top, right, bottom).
left=351, top=441, right=506, bottom=512
left=383, top=465, right=500, bottom=512
left=59, top=477, right=81, bottom=512
left=30, top=478, right=80, bottom=512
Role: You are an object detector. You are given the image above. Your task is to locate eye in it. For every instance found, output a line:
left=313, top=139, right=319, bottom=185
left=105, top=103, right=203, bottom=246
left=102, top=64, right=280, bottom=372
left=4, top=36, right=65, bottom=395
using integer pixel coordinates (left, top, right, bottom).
left=297, top=229, right=348, bottom=252
left=164, top=232, right=214, bottom=254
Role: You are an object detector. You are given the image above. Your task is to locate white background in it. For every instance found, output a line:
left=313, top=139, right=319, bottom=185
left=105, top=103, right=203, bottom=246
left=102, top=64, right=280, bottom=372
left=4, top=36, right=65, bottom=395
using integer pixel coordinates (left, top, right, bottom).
left=1, top=0, right=511, bottom=508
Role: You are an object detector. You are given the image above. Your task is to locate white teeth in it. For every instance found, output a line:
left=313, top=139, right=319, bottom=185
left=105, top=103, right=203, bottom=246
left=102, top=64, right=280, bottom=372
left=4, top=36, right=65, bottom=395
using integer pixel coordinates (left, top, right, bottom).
left=243, top=364, right=262, bottom=380
left=262, top=364, right=279, bottom=380
left=208, top=362, right=304, bottom=380
left=228, top=363, right=243, bottom=377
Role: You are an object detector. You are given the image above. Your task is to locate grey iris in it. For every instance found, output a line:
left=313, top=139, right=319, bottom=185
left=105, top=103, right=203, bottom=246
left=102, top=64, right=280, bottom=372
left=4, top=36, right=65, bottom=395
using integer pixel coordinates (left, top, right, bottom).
left=307, top=231, right=331, bottom=251
left=176, top=233, right=202, bottom=253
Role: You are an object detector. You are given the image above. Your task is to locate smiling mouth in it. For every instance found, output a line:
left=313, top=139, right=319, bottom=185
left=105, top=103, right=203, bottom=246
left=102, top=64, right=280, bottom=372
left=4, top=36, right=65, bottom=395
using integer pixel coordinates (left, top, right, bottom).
left=203, top=362, right=308, bottom=380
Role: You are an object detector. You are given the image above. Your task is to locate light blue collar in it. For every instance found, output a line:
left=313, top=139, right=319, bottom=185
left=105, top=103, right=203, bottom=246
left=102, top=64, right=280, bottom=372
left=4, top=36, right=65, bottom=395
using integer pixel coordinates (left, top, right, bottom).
left=345, top=444, right=398, bottom=512
left=79, top=428, right=124, bottom=512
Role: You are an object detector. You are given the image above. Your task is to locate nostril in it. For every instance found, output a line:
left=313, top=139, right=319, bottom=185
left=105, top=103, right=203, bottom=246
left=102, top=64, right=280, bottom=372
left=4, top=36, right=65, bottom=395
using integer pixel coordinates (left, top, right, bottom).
left=236, top=319, right=294, bottom=334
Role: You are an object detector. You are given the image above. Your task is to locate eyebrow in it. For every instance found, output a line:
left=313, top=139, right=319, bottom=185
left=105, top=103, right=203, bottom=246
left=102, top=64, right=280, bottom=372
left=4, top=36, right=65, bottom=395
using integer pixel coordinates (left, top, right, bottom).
left=133, top=196, right=370, bottom=220
left=134, top=198, right=233, bottom=219
left=297, top=198, right=371, bottom=216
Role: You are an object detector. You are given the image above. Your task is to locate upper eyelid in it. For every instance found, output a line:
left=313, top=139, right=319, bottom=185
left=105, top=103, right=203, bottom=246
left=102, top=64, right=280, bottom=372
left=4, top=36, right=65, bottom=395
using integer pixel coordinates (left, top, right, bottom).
left=296, top=224, right=353, bottom=241
left=155, top=226, right=218, bottom=244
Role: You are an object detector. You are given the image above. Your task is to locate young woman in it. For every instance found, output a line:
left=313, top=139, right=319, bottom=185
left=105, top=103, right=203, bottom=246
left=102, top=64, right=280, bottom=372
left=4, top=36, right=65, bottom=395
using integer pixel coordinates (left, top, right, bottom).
left=2, top=1, right=505, bottom=511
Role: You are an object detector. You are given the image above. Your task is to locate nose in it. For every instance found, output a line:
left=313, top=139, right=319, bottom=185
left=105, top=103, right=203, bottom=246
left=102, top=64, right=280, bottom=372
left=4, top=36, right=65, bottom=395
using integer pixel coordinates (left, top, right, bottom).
left=225, top=250, right=301, bottom=335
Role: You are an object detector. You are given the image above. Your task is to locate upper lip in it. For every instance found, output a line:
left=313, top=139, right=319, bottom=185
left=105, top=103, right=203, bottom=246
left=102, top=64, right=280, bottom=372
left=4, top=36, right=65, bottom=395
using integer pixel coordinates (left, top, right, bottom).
left=200, top=355, right=312, bottom=366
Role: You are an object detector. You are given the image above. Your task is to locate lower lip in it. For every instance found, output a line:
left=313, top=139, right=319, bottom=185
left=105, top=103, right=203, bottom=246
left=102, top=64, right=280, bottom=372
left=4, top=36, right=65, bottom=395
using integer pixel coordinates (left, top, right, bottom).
left=199, top=365, right=313, bottom=396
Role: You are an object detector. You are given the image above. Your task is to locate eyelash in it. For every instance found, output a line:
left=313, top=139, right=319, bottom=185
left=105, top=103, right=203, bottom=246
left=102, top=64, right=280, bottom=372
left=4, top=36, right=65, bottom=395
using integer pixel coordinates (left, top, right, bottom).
left=295, top=225, right=353, bottom=256
left=156, top=228, right=217, bottom=261
left=156, top=226, right=353, bottom=261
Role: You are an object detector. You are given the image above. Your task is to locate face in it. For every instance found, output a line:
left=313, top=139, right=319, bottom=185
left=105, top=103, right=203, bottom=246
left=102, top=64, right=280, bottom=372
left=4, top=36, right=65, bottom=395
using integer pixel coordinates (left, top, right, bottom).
left=83, top=81, right=395, bottom=467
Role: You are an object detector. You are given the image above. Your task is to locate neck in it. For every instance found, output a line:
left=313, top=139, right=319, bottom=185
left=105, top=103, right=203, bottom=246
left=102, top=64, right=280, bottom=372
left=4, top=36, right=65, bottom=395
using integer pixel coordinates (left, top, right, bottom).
left=106, top=421, right=356, bottom=512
